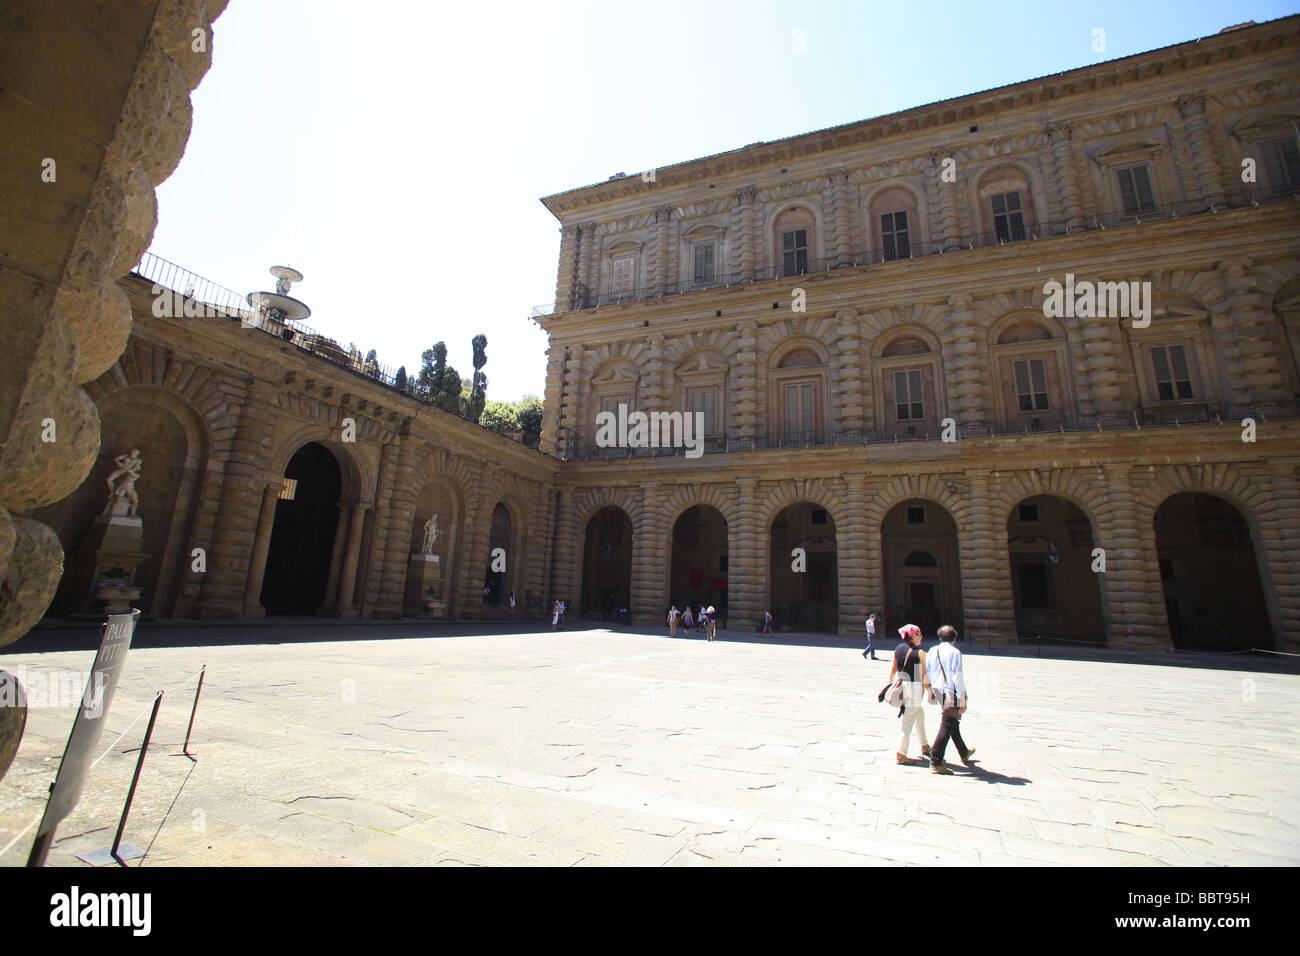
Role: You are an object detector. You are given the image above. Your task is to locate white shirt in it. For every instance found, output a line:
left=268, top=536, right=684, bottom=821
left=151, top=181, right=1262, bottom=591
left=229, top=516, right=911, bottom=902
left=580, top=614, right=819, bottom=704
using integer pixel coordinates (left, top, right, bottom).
left=865, top=618, right=876, bottom=636
left=926, top=641, right=967, bottom=702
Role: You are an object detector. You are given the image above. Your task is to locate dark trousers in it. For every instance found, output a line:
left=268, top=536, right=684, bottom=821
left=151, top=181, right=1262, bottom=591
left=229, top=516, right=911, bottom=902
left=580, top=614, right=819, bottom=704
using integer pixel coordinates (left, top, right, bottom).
left=931, top=711, right=970, bottom=766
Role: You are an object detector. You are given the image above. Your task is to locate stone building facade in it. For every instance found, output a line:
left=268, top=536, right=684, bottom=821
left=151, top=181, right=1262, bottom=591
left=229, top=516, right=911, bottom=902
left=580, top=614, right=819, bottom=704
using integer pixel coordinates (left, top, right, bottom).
left=535, top=17, right=1300, bottom=652
left=21, top=15, right=1300, bottom=659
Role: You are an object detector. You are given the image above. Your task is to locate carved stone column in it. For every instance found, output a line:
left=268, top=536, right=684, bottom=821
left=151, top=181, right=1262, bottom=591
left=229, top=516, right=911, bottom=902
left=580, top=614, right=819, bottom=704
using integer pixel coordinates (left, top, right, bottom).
left=194, top=380, right=276, bottom=618
left=1045, top=124, right=1086, bottom=230
left=335, top=501, right=371, bottom=618
left=835, top=310, right=865, bottom=433
left=838, top=475, right=871, bottom=636
left=927, top=147, right=961, bottom=252
left=946, top=294, right=985, bottom=428
left=1262, top=462, right=1300, bottom=653
left=956, top=470, right=1016, bottom=645
left=652, top=207, right=673, bottom=292
left=827, top=168, right=852, bottom=264
left=242, top=480, right=282, bottom=617
left=733, top=323, right=759, bottom=443
left=1216, top=260, right=1288, bottom=410
left=726, top=478, right=764, bottom=631
left=1098, top=464, right=1171, bottom=652
left=631, top=482, right=664, bottom=623
left=736, top=187, right=758, bottom=279
left=641, top=334, right=669, bottom=413
left=554, top=223, right=581, bottom=312
left=1175, top=95, right=1228, bottom=208
left=321, top=503, right=353, bottom=611
left=551, top=489, right=578, bottom=604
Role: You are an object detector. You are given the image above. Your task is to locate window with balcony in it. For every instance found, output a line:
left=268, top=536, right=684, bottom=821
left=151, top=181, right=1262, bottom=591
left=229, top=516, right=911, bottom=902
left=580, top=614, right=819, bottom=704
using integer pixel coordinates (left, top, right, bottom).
left=1115, top=164, right=1157, bottom=214
left=686, top=385, right=719, bottom=436
left=1150, top=345, right=1194, bottom=400
left=894, top=369, right=924, bottom=420
left=1013, top=358, right=1050, bottom=412
left=991, top=191, right=1026, bottom=242
left=769, top=344, right=827, bottom=444
left=881, top=211, right=910, bottom=261
left=692, top=242, right=716, bottom=285
left=784, top=382, right=815, bottom=439
left=782, top=229, right=810, bottom=277
left=1260, top=136, right=1300, bottom=192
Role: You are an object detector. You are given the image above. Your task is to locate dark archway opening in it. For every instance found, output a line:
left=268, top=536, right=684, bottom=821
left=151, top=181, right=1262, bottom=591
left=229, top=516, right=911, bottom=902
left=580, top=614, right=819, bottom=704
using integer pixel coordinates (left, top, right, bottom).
left=580, top=506, right=633, bottom=620
left=769, top=502, right=838, bottom=632
left=881, top=499, right=963, bottom=638
left=1154, top=492, right=1272, bottom=650
left=484, top=502, right=511, bottom=606
left=1006, top=495, right=1107, bottom=646
left=670, top=505, right=728, bottom=622
left=261, top=442, right=342, bottom=615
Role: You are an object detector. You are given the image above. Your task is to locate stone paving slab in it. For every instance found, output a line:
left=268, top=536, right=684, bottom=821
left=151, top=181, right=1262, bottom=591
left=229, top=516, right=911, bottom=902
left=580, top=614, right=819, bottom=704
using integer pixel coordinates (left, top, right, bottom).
left=2, top=625, right=1298, bottom=867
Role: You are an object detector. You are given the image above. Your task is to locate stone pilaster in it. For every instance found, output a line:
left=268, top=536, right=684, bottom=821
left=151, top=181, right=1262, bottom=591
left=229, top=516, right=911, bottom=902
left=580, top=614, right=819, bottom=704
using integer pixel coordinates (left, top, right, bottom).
left=835, top=310, right=865, bottom=432
left=733, top=323, right=759, bottom=443
left=321, top=503, right=352, bottom=612
left=193, top=380, right=275, bottom=618
left=837, top=475, right=871, bottom=636
left=361, top=441, right=404, bottom=617
left=579, top=222, right=601, bottom=300
left=827, top=169, right=852, bottom=264
left=1259, top=462, right=1300, bottom=653
left=456, top=465, right=489, bottom=615
left=1216, top=260, right=1289, bottom=410
left=652, top=207, right=672, bottom=291
left=631, top=483, right=665, bottom=623
left=946, top=294, right=985, bottom=427
left=1079, top=314, right=1126, bottom=418
left=956, top=470, right=1016, bottom=645
left=927, top=148, right=961, bottom=252
left=1045, top=124, right=1086, bottom=230
left=554, top=223, right=581, bottom=312
left=736, top=187, right=758, bottom=279
left=641, top=334, right=669, bottom=413
left=335, top=501, right=371, bottom=618
left=551, top=489, right=578, bottom=604
left=1175, top=95, right=1228, bottom=208
left=376, top=440, right=420, bottom=617
left=1099, top=464, right=1171, bottom=652
left=727, top=478, right=764, bottom=631
left=241, top=480, right=282, bottom=617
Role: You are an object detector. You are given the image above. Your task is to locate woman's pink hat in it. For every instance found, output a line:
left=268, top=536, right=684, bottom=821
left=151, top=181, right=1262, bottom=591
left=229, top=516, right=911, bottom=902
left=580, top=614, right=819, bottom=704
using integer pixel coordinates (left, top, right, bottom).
left=898, top=624, right=922, bottom=640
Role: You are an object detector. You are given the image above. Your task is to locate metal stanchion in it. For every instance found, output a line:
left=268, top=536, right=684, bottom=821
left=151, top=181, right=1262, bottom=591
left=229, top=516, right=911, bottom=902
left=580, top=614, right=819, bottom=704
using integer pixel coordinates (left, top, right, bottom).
left=182, top=666, right=206, bottom=760
left=78, top=691, right=163, bottom=866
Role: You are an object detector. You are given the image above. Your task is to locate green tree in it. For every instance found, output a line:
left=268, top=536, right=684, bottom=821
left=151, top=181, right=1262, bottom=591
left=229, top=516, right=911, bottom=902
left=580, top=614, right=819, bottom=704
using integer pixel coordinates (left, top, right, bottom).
left=417, top=342, right=448, bottom=401
left=394, top=365, right=409, bottom=394
left=480, top=400, right=520, bottom=435
left=468, top=334, right=488, bottom=423
left=516, top=394, right=543, bottom=438
left=438, top=366, right=463, bottom=414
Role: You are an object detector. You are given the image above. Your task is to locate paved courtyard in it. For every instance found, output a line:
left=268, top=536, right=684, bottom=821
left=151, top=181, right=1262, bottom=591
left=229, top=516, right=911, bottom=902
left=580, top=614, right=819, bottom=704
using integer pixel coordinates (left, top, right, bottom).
left=2, top=623, right=1297, bottom=867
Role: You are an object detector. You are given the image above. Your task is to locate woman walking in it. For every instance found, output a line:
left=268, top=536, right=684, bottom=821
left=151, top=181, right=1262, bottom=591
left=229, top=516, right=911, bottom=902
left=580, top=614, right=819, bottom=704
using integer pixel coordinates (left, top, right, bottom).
left=667, top=604, right=680, bottom=637
left=890, top=624, right=932, bottom=765
left=682, top=606, right=694, bottom=633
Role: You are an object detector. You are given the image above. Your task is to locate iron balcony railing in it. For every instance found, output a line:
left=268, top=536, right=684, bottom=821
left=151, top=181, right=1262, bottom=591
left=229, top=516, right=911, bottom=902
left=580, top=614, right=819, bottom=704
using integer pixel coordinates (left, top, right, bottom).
left=130, top=252, right=544, bottom=451
left=541, top=185, right=1300, bottom=315
left=553, top=400, right=1298, bottom=460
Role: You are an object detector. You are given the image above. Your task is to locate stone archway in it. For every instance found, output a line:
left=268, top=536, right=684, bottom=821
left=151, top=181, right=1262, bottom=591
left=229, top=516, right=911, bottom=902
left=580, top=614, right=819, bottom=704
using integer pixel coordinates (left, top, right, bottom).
left=881, top=499, right=963, bottom=638
left=1154, top=492, right=1272, bottom=650
left=580, top=506, right=633, bottom=620
left=769, top=501, right=838, bottom=632
left=669, top=505, right=728, bottom=621
left=1006, top=494, right=1107, bottom=646
left=261, top=442, right=343, bottom=615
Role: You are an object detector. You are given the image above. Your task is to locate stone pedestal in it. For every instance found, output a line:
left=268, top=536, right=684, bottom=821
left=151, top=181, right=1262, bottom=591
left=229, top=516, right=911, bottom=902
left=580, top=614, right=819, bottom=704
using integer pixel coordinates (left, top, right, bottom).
left=404, top=553, right=446, bottom=617
left=65, top=515, right=148, bottom=616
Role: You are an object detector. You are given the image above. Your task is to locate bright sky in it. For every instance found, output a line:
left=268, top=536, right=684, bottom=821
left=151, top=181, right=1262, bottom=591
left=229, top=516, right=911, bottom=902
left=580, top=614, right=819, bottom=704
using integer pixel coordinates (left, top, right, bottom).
left=150, top=0, right=1299, bottom=403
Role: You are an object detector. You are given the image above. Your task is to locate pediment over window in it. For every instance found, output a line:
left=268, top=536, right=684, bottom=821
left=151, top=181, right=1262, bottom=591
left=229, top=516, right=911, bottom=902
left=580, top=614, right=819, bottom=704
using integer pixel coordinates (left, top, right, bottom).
left=777, top=346, right=824, bottom=368
left=593, top=361, right=641, bottom=384
left=1094, top=139, right=1164, bottom=166
left=880, top=335, right=931, bottom=357
left=677, top=351, right=730, bottom=376
left=997, top=320, right=1054, bottom=345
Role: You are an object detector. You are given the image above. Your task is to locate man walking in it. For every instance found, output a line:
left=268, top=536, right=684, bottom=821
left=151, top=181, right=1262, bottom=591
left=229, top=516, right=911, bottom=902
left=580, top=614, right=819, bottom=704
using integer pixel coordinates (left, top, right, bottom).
left=927, top=624, right=976, bottom=774
left=862, top=613, right=879, bottom=660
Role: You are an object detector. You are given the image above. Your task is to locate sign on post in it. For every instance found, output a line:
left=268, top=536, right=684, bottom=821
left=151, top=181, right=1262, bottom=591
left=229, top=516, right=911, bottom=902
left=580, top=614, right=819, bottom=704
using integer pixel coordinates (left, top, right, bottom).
left=27, top=609, right=139, bottom=867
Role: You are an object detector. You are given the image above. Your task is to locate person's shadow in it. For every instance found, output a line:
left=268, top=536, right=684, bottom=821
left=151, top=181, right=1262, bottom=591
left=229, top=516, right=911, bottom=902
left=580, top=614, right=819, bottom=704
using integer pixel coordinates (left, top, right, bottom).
left=956, top=762, right=1030, bottom=786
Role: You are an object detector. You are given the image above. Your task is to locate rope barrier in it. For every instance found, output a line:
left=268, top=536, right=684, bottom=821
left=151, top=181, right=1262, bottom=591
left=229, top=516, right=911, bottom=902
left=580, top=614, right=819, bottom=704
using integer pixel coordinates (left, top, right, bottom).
left=90, top=695, right=157, bottom=771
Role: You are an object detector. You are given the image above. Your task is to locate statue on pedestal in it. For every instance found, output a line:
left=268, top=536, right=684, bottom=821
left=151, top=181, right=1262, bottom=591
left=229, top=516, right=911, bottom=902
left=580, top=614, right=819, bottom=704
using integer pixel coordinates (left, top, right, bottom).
left=421, top=513, right=441, bottom=555
left=102, top=449, right=142, bottom=517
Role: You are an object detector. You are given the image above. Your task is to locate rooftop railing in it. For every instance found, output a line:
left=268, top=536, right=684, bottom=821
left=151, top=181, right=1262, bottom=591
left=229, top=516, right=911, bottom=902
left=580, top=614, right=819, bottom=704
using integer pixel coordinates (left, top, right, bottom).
left=541, top=185, right=1300, bottom=315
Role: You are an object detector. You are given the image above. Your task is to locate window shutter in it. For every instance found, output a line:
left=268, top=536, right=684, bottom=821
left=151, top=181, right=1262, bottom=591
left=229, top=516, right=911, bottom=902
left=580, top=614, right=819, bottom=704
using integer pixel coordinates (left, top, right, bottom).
left=1117, top=168, right=1138, bottom=212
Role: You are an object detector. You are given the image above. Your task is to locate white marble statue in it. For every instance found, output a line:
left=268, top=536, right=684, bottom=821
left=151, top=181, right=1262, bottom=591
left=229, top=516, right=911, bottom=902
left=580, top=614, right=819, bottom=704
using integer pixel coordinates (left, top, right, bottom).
left=103, top=448, right=143, bottom=517
left=422, top=514, right=441, bottom=555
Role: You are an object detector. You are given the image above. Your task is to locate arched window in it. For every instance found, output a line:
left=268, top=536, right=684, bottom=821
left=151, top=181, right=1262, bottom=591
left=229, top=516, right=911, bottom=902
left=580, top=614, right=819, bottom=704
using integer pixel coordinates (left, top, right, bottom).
left=989, top=316, right=1072, bottom=432
left=768, top=342, right=830, bottom=444
left=871, top=330, right=944, bottom=437
left=868, top=186, right=921, bottom=262
left=772, top=206, right=817, bottom=277
left=976, top=165, right=1037, bottom=243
